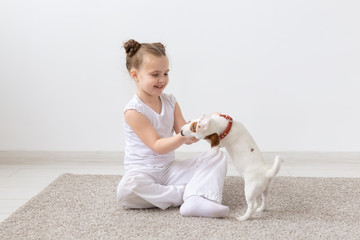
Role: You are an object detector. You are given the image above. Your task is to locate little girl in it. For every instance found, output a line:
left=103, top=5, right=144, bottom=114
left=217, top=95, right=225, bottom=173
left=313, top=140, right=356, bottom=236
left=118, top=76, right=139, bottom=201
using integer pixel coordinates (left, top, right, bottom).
left=117, top=39, right=229, bottom=218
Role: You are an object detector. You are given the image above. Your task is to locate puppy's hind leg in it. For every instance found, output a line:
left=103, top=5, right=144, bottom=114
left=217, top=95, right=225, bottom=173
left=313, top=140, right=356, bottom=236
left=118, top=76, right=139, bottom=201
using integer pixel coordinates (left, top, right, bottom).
left=256, top=187, right=270, bottom=213
left=257, top=177, right=274, bottom=212
left=237, top=200, right=258, bottom=221
left=237, top=182, right=259, bottom=221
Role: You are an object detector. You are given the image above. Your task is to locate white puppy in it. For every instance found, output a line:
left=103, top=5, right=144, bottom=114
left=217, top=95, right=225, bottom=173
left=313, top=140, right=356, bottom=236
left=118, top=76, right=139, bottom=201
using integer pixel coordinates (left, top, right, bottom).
left=181, top=113, right=282, bottom=221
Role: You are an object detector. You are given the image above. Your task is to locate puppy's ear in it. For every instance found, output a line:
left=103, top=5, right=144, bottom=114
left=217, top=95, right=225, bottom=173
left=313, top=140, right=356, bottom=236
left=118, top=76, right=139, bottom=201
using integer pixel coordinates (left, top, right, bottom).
left=205, top=133, right=220, bottom=148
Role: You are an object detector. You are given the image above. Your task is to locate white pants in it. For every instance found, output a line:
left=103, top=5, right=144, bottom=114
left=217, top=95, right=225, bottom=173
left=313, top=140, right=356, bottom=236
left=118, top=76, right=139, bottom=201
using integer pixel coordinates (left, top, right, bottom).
left=117, top=150, right=227, bottom=210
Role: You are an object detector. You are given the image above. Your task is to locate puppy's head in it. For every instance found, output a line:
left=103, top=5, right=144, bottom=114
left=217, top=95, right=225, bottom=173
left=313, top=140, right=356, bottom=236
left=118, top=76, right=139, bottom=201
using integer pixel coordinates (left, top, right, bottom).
left=181, top=114, right=220, bottom=148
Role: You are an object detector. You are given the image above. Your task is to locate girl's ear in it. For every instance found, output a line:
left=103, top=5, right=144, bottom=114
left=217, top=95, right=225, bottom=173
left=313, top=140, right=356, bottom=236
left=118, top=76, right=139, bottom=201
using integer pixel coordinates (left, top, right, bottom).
left=130, top=69, right=138, bottom=82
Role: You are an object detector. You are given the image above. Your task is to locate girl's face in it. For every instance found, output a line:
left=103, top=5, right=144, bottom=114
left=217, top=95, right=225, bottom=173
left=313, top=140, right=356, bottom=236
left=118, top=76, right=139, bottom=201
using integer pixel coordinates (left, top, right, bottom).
left=132, top=55, right=169, bottom=98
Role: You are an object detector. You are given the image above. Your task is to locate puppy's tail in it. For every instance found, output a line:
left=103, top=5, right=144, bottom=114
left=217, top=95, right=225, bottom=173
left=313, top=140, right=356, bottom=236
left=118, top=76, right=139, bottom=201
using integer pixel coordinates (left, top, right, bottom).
left=266, top=155, right=283, bottom=178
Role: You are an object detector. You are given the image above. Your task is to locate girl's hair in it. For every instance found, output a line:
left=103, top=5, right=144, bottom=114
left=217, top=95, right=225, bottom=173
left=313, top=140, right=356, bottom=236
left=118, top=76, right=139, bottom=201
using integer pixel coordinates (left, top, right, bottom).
left=124, top=39, right=166, bottom=72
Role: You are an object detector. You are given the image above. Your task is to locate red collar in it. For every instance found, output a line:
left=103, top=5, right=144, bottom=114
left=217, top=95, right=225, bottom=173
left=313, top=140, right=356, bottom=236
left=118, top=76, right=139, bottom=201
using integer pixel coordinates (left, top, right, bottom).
left=219, top=114, right=233, bottom=139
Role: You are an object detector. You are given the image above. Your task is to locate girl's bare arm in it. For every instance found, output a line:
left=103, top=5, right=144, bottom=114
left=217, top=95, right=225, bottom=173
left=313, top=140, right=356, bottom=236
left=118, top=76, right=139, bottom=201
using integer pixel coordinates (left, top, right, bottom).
left=125, top=109, right=190, bottom=155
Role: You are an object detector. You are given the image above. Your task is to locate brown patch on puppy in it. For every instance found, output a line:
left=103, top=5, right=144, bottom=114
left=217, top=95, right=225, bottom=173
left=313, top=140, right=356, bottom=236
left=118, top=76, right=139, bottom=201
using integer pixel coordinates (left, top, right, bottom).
left=190, top=122, right=198, bottom=133
left=205, top=133, right=220, bottom=148
left=251, top=148, right=254, bottom=152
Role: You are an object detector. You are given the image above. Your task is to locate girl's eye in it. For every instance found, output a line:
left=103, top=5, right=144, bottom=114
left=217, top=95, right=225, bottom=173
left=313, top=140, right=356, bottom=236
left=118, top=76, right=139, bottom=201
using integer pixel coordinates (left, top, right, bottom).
left=151, top=73, right=168, bottom=77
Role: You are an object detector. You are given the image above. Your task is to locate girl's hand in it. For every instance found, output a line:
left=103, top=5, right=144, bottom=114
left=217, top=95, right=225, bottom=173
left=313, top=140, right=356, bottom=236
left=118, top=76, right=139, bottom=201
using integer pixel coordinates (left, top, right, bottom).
left=184, top=137, right=199, bottom=145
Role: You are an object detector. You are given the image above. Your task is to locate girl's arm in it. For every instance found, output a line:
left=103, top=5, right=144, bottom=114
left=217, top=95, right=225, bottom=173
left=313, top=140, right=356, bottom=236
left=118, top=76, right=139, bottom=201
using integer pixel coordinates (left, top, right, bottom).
left=124, top=109, right=192, bottom=155
left=173, top=102, right=186, bottom=134
left=173, top=102, right=199, bottom=143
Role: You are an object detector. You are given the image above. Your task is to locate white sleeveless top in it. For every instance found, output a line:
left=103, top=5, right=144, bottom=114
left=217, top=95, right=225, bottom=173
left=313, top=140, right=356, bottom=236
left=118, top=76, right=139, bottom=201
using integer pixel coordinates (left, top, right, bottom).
left=123, top=93, right=177, bottom=169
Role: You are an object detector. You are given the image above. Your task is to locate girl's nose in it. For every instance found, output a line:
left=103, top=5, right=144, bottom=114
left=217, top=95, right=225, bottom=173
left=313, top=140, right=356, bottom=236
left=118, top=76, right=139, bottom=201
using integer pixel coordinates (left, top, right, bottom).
left=158, top=77, right=166, bottom=83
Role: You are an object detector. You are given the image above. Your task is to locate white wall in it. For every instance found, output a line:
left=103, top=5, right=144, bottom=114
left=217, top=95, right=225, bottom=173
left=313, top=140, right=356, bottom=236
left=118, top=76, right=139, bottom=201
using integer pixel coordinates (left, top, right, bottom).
left=1, top=0, right=359, bottom=152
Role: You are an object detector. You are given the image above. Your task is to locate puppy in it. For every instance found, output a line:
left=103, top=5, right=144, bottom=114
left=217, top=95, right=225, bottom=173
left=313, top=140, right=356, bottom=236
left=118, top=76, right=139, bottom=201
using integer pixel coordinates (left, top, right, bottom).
left=181, top=113, right=282, bottom=221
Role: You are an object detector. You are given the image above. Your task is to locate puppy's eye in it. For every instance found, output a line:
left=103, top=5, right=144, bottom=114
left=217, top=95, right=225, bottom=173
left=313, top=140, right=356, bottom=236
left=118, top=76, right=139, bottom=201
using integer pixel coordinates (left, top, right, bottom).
left=190, top=122, right=198, bottom=132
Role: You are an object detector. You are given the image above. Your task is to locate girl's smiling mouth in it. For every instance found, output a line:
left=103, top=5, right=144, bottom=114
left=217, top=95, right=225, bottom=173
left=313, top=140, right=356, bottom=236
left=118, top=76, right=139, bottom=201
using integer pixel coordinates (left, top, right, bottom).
left=154, top=84, right=164, bottom=89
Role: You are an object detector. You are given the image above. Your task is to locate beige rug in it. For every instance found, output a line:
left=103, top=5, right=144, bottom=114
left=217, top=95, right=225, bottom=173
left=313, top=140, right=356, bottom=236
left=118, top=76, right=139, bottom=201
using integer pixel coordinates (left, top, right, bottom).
left=0, top=174, right=359, bottom=240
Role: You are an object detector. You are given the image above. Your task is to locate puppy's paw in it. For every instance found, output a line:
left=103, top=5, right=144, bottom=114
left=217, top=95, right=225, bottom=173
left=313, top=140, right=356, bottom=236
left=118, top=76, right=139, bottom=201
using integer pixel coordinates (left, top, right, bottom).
left=236, top=215, right=249, bottom=221
left=256, top=205, right=266, bottom=213
left=211, top=146, right=220, bottom=153
left=209, top=146, right=220, bottom=156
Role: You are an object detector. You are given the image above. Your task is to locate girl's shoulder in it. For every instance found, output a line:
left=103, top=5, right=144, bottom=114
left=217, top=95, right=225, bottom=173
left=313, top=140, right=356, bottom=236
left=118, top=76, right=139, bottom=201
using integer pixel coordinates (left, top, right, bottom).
left=124, top=95, right=145, bottom=114
left=161, top=93, right=177, bottom=108
left=123, top=93, right=177, bottom=116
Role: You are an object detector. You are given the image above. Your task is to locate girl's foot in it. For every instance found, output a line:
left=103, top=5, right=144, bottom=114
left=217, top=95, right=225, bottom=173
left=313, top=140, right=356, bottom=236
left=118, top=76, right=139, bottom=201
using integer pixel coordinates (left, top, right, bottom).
left=180, top=195, right=229, bottom=218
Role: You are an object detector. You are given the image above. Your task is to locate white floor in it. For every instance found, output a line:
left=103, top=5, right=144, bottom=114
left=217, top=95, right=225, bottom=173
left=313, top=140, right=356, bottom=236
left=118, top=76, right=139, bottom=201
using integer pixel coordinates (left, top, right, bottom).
left=0, top=151, right=359, bottom=223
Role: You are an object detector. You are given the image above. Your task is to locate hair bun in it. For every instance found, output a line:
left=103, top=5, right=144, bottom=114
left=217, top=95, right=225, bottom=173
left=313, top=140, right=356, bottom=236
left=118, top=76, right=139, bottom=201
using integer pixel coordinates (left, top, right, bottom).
left=153, top=42, right=166, bottom=51
left=124, top=39, right=141, bottom=57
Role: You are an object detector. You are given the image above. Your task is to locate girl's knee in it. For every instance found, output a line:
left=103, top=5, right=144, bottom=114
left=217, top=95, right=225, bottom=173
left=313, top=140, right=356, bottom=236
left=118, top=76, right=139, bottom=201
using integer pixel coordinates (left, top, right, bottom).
left=117, top=176, right=133, bottom=204
left=208, top=150, right=227, bottom=163
left=207, top=150, right=227, bottom=174
left=117, top=173, right=142, bottom=196
left=116, top=173, right=154, bottom=208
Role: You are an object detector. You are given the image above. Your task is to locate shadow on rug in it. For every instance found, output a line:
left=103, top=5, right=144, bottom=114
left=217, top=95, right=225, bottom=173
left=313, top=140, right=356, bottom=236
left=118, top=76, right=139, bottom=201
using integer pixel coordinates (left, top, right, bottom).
left=1, top=174, right=359, bottom=239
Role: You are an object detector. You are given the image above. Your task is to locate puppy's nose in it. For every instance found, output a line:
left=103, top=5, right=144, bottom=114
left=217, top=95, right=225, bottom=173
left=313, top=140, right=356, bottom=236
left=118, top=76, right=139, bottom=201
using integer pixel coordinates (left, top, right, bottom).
left=180, top=130, right=185, bottom=136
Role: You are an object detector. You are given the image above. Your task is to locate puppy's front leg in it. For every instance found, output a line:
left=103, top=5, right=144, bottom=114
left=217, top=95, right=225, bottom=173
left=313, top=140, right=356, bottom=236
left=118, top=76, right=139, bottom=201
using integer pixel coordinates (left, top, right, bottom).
left=211, top=145, right=220, bottom=154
